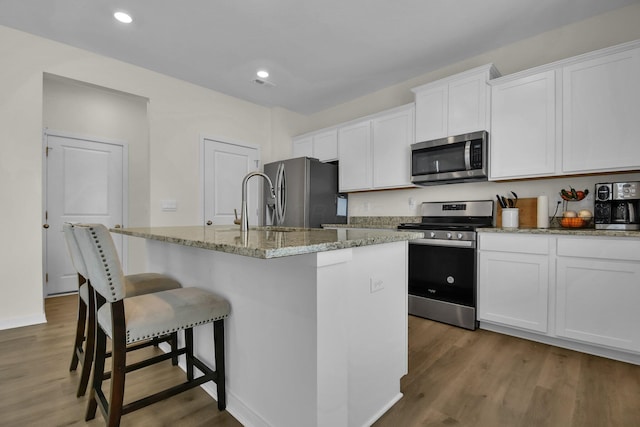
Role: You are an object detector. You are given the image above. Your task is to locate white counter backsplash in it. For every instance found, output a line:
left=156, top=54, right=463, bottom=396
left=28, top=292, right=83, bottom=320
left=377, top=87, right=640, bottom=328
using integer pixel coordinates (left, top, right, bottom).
left=346, top=172, right=640, bottom=217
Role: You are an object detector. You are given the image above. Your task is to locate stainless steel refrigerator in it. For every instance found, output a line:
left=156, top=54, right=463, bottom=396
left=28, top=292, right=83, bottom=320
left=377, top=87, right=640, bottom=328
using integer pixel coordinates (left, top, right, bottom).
left=263, top=157, right=347, bottom=228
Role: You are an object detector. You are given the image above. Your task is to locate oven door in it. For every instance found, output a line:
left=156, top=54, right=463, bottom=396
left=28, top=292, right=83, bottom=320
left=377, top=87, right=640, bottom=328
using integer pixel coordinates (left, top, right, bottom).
left=408, top=239, right=475, bottom=306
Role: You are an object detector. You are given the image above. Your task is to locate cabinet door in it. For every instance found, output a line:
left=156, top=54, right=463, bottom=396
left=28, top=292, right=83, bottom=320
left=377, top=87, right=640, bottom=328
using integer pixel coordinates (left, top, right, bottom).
left=338, top=121, right=372, bottom=192
left=292, top=135, right=314, bottom=158
left=478, top=250, right=549, bottom=333
left=490, top=70, right=557, bottom=180
left=448, top=73, right=487, bottom=136
left=556, top=257, right=640, bottom=352
left=414, top=85, right=448, bottom=142
left=563, top=48, right=640, bottom=173
left=313, top=129, right=338, bottom=162
left=371, top=106, right=414, bottom=188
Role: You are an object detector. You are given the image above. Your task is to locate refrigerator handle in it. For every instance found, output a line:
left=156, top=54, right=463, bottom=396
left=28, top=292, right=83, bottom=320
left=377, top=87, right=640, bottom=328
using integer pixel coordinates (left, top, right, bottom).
left=275, top=163, right=287, bottom=225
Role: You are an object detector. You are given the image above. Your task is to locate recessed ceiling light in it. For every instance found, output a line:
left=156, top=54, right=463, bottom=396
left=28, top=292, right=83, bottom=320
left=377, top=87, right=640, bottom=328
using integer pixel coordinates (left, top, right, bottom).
left=256, top=70, right=269, bottom=79
left=114, top=11, right=133, bottom=24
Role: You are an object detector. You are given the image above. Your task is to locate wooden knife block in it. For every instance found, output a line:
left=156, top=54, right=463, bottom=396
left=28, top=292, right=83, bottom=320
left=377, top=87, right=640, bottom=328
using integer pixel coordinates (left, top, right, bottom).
left=496, top=197, right=538, bottom=228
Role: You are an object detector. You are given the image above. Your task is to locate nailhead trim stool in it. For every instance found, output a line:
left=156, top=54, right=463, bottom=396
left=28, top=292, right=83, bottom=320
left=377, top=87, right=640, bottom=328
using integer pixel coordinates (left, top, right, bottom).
left=74, top=223, right=230, bottom=427
left=63, top=223, right=182, bottom=397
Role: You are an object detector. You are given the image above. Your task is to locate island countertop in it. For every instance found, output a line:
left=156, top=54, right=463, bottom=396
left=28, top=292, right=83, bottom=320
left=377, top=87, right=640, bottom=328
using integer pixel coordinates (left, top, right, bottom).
left=111, top=225, right=423, bottom=259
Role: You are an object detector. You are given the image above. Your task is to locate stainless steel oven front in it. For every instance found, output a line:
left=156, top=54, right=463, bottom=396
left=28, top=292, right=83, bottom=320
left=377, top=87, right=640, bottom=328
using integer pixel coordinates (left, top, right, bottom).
left=407, top=233, right=478, bottom=330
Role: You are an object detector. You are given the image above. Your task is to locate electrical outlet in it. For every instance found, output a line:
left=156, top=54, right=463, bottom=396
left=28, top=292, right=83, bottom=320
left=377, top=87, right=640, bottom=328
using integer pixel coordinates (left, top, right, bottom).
left=370, top=278, right=384, bottom=293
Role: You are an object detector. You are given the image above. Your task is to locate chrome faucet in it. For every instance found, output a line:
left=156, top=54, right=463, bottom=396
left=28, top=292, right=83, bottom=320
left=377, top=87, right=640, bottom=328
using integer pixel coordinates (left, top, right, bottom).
left=241, top=171, right=276, bottom=232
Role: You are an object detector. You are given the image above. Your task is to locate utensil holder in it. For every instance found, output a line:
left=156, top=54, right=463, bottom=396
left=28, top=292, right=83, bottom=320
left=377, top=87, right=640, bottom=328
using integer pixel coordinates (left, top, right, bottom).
left=502, top=208, right=519, bottom=229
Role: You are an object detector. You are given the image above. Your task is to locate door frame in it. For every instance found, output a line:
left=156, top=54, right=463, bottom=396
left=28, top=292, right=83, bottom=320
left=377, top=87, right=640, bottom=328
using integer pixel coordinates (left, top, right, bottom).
left=199, top=134, right=261, bottom=225
left=42, top=128, right=129, bottom=297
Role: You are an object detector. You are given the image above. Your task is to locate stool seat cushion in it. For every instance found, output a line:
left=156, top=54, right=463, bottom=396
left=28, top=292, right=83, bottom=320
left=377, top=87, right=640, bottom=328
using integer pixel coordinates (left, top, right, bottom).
left=124, top=273, right=182, bottom=297
left=97, top=287, right=231, bottom=344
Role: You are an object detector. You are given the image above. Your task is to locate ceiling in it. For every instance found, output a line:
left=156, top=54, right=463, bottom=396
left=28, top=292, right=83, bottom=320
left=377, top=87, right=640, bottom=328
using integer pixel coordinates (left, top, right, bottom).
left=1, top=0, right=638, bottom=114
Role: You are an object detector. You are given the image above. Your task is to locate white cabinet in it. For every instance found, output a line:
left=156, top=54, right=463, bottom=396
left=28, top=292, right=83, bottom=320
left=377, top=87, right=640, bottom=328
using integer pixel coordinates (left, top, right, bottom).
left=338, top=104, right=414, bottom=192
left=338, top=120, right=371, bottom=192
left=479, top=232, right=640, bottom=361
left=292, top=135, right=314, bottom=158
left=372, top=106, right=414, bottom=188
left=490, top=40, right=640, bottom=180
left=556, top=237, right=640, bottom=353
left=292, top=128, right=338, bottom=162
left=412, top=64, right=499, bottom=142
left=562, top=47, right=640, bottom=173
left=478, top=234, right=550, bottom=333
left=489, top=70, right=557, bottom=180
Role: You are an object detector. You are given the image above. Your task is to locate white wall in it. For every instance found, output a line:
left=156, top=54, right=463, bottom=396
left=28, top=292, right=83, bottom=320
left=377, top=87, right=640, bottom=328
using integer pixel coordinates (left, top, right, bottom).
left=0, top=25, right=276, bottom=328
left=293, top=3, right=640, bottom=217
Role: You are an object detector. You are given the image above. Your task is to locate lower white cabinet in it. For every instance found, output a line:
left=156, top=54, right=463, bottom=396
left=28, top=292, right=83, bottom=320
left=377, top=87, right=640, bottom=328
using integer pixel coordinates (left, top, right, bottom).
left=556, top=237, right=640, bottom=353
left=478, top=232, right=640, bottom=361
left=478, top=234, right=550, bottom=333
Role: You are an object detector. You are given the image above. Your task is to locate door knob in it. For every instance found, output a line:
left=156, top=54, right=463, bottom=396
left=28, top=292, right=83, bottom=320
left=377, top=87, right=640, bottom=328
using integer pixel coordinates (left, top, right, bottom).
left=114, top=224, right=121, bottom=228
left=206, top=220, right=213, bottom=225
left=43, top=223, right=49, bottom=229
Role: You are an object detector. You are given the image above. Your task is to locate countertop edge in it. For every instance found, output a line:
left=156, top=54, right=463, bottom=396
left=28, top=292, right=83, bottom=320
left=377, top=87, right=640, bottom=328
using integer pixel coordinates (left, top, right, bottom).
left=478, top=227, right=640, bottom=238
left=111, top=227, right=423, bottom=259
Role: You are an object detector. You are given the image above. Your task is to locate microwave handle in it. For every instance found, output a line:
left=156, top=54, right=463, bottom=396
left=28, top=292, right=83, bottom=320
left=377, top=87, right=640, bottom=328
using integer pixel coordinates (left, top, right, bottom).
left=464, top=141, right=471, bottom=170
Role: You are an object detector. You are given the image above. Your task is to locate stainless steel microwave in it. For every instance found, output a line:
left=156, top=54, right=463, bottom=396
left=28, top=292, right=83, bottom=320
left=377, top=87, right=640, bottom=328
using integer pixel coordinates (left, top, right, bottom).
left=410, top=130, right=488, bottom=185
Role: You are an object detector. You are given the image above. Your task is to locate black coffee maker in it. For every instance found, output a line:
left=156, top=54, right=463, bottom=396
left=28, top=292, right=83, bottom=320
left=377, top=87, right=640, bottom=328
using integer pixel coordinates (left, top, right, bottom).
left=594, top=182, right=640, bottom=230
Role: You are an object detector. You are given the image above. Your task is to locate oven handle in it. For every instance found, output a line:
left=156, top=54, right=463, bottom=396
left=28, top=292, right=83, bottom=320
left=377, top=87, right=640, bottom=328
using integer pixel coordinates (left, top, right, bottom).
left=410, top=238, right=475, bottom=248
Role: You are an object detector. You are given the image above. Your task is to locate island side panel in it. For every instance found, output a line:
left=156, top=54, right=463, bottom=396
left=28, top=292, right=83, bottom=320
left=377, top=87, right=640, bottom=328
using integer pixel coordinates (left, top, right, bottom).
left=144, top=238, right=409, bottom=427
left=145, top=239, right=321, bottom=427
left=345, top=240, right=408, bottom=426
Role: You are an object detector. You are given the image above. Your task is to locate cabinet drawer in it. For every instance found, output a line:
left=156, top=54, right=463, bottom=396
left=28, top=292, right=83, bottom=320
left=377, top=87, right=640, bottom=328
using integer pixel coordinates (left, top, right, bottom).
left=479, top=233, right=549, bottom=254
left=557, top=237, right=640, bottom=261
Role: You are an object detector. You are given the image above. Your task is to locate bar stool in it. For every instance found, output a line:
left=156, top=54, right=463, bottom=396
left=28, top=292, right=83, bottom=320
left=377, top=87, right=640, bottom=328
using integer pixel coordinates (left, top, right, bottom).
left=63, top=223, right=182, bottom=397
left=73, top=223, right=230, bottom=426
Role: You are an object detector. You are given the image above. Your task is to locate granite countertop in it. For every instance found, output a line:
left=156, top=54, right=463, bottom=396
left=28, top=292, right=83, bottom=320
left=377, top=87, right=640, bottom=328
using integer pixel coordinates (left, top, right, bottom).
left=111, top=225, right=423, bottom=259
left=323, top=216, right=421, bottom=230
left=478, top=227, right=640, bottom=238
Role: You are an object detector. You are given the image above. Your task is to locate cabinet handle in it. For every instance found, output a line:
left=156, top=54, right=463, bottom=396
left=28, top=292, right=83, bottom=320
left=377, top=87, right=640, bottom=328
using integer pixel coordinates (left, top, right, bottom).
left=43, top=223, right=50, bottom=229
left=206, top=220, right=213, bottom=225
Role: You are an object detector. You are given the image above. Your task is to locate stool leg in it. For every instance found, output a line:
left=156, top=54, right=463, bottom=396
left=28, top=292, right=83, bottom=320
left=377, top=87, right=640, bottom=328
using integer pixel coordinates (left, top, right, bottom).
left=77, top=284, right=95, bottom=397
left=214, top=319, right=226, bottom=411
left=171, top=332, right=179, bottom=366
left=69, top=292, right=87, bottom=371
left=185, top=328, right=194, bottom=381
left=85, top=321, right=106, bottom=421
left=106, top=302, right=127, bottom=427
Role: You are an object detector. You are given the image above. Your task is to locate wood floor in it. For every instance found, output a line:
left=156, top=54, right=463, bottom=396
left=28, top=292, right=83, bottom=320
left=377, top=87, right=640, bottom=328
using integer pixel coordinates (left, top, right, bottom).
left=1, top=296, right=639, bottom=426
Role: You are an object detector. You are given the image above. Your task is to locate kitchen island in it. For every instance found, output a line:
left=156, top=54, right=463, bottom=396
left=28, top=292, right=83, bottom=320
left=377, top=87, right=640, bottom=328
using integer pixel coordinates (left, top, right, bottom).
left=111, top=225, right=422, bottom=427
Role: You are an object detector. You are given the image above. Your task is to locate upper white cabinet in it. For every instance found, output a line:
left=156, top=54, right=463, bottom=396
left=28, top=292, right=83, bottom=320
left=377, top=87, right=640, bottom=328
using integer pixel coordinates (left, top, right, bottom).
left=338, top=120, right=372, bottom=192
left=292, top=128, right=338, bottom=162
left=412, top=64, right=499, bottom=142
left=372, top=106, right=414, bottom=189
left=490, top=40, right=640, bottom=180
left=338, top=104, right=415, bottom=192
left=562, top=48, right=640, bottom=173
left=490, top=70, right=557, bottom=180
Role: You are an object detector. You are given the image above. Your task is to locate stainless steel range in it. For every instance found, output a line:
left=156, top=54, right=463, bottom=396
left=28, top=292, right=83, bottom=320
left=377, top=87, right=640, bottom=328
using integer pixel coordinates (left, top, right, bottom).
left=398, top=200, right=494, bottom=330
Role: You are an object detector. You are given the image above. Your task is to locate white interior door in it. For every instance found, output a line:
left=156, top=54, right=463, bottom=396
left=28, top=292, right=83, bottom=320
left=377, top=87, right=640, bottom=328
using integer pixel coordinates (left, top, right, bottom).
left=44, top=131, right=126, bottom=296
left=202, top=138, right=260, bottom=226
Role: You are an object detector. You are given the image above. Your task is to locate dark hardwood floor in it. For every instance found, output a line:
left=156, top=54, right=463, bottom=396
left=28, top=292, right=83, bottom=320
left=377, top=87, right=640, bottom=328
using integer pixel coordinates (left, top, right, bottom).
left=1, top=295, right=639, bottom=426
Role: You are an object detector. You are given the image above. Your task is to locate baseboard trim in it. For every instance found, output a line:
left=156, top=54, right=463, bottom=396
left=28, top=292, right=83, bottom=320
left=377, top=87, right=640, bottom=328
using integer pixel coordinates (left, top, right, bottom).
left=0, top=313, right=47, bottom=331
